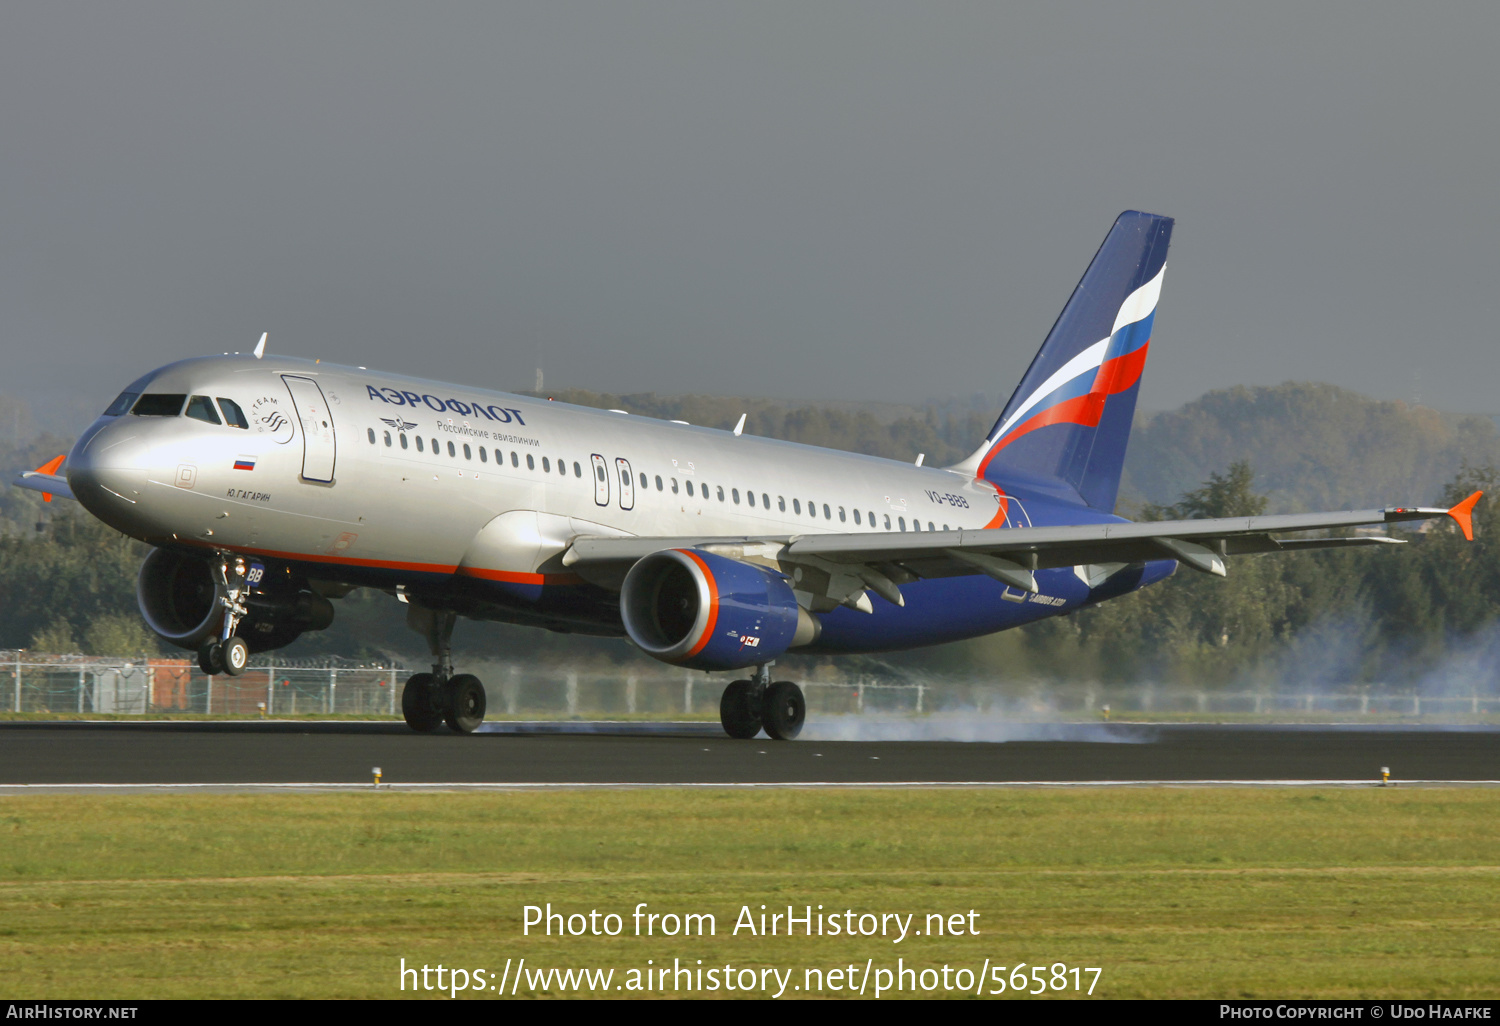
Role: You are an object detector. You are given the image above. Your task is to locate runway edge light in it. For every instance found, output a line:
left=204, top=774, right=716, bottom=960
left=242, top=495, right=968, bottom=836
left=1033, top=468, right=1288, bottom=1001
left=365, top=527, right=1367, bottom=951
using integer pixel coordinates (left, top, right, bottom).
left=1381, top=766, right=1391, bottom=787
left=373, top=767, right=382, bottom=788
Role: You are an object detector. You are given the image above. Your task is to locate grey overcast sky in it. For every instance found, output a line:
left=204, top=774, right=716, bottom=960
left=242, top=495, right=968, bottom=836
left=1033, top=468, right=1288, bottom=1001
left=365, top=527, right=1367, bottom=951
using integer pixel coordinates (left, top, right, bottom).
left=2, top=2, right=1497, bottom=428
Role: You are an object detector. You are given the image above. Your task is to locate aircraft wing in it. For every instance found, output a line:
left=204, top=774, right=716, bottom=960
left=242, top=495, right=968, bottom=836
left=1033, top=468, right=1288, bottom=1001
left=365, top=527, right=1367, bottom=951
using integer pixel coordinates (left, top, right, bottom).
left=562, top=493, right=1481, bottom=600
left=11, top=455, right=74, bottom=502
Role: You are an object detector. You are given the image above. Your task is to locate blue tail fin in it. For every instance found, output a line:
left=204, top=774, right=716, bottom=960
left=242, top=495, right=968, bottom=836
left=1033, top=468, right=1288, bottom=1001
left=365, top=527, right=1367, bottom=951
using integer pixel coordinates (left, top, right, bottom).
left=955, top=210, right=1172, bottom=512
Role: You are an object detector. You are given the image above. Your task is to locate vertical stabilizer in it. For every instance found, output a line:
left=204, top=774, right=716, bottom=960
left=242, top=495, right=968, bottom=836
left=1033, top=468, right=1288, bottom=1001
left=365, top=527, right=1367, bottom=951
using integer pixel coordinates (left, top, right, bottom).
left=952, top=210, right=1172, bottom=512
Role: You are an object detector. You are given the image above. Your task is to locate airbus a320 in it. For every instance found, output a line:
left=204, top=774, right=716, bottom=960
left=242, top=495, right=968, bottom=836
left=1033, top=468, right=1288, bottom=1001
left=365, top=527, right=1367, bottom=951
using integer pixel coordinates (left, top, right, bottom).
left=16, top=212, right=1480, bottom=739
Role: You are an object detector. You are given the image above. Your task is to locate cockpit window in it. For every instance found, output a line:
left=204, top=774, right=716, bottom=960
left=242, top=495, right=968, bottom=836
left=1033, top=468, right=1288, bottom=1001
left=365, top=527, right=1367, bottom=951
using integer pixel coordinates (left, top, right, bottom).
left=103, top=392, right=139, bottom=417
left=216, top=398, right=249, bottom=429
left=185, top=395, right=222, bottom=425
left=132, top=394, right=187, bottom=417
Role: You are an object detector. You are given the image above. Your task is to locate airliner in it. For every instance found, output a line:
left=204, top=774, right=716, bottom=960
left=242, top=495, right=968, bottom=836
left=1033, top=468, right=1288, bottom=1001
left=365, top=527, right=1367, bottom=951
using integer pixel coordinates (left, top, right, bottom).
left=15, top=211, right=1480, bottom=739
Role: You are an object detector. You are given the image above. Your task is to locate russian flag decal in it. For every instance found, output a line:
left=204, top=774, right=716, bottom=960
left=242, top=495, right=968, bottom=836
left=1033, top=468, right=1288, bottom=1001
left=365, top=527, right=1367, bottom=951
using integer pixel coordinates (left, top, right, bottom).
left=234, top=455, right=256, bottom=471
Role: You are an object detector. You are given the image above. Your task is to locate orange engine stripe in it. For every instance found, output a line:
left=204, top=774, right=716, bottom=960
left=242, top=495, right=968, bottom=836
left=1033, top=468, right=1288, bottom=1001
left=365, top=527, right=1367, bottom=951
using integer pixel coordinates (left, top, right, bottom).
left=679, top=549, right=720, bottom=659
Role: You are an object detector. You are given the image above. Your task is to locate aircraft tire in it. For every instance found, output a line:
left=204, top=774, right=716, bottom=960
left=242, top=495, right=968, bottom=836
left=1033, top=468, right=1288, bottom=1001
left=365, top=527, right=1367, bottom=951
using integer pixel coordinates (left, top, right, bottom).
left=719, top=680, right=762, bottom=739
left=761, top=681, right=806, bottom=741
left=221, top=636, right=250, bottom=677
left=198, top=641, right=224, bottom=676
left=443, top=674, right=487, bottom=733
left=401, top=672, right=444, bottom=732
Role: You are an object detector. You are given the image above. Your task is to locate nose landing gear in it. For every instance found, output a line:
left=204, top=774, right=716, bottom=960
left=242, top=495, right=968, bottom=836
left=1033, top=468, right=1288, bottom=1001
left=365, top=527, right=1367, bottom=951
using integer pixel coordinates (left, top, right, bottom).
left=718, top=663, right=806, bottom=741
left=199, top=556, right=253, bottom=676
left=400, top=604, right=488, bottom=734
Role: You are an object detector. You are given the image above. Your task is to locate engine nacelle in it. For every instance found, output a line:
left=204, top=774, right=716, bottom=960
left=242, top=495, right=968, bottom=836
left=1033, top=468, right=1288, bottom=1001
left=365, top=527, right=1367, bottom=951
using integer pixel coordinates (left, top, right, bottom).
left=620, top=548, right=806, bottom=670
left=137, top=548, right=335, bottom=653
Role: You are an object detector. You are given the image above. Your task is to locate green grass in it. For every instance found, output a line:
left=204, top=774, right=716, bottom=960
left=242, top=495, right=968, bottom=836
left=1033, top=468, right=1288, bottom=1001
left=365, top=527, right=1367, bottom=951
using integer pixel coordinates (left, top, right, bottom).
left=1, top=789, right=1497, bottom=998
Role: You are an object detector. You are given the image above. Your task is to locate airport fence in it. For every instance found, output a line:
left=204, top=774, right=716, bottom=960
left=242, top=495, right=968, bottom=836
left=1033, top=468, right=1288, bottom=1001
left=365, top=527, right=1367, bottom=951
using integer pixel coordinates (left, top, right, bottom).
left=2, top=651, right=1497, bottom=718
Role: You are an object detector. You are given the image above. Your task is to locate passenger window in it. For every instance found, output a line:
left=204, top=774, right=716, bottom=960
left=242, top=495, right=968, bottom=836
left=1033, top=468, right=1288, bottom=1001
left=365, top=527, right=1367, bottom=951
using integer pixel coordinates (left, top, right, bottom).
left=899, top=517, right=906, bottom=531
left=655, top=475, right=663, bottom=491
left=511, top=452, right=519, bottom=468
left=762, top=493, right=770, bottom=509
left=431, top=438, right=439, bottom=454
left=808, top=500, right=816, bottom=517
left=884, top=514, right=891, bottom=530
left=823, top=503, right=831, bottom=519
left=400, top=433, right=409, bottom=449
left=732, top=489, right=740, bottom=504
left=542, top=457, right=551, bottom=472
left=527, top=454, right=535, bottom=470
left=686, top=480, right=695, bottom=497
left=448, top=441, right=457, bottom=458
left=384, top=431, right=392, bottom=447
left=838, top=507, right=846, bottom=522
left=417, top=437, right=425, bottom=453
left=596, top=464, right=605, bottom=481
left=929, top=522, right=935, bottom=532
left=792, top=499, right=801, bottom=514
left=132, top=394, right=186, bottom=417
left=479, top=447, right=487, bottom=462
left=869, top=511, right=876, bottom=527
left=746, top=491, right=755, bottom=507
left=464, top=444, right=472, bottom=460
left=942, top=524, right=949, bottom=531
left=104, top=392, right=140, bottom=417
left=913, top=521, right=921, bottom=532
left=216, top=398, right=249, bottom=429
left=367, top=428, right=376, bottom=444
left=671, top=478, right=679, bottom=494
left=560, top=460, right=567, bottom=476
left=180, top=393, right=218, bottom=422
left=778, top=496, right=786, bottom=512
left=854, top=509, right=861, bottom=525
left=574, top=462, right=583, bottom=478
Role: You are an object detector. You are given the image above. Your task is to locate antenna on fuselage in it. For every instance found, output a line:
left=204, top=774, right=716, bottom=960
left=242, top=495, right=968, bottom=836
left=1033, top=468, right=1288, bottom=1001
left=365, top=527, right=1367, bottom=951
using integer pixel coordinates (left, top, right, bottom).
left=253, top=332, right=267, bottom=359
left=732, top=413, right=746, bottom=436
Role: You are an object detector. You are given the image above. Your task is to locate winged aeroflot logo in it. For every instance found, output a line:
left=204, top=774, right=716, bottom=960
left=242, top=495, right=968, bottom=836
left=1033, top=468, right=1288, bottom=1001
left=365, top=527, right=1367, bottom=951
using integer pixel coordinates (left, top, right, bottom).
left=381, top=417, right=418, bottom=432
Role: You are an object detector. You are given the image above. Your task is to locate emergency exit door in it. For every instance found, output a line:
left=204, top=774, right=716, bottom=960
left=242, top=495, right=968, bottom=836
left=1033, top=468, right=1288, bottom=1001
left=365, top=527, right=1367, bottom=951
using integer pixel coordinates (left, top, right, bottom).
left=615, top=458, right=635, bottom=510
left=590, top=454, right=609, bottom=506
left=281, top=375, right=337, bottom=483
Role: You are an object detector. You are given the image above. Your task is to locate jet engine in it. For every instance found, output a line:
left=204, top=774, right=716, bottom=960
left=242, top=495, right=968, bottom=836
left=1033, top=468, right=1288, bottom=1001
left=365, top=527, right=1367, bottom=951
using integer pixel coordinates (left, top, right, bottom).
left=136, top=547, right=335, bottom=653
left=620, top=548, right=812, bottom=671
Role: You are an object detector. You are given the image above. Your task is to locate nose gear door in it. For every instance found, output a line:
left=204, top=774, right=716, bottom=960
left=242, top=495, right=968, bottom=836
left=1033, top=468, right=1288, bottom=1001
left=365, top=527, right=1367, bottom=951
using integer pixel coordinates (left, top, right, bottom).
left=281, top=375, right=337, bottom=483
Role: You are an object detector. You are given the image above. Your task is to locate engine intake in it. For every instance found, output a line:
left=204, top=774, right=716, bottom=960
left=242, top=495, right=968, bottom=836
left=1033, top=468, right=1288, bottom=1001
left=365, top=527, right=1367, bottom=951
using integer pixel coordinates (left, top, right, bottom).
left=136, top=547, right=335, bottom=653
left=620, top=549, right=809, bottom=670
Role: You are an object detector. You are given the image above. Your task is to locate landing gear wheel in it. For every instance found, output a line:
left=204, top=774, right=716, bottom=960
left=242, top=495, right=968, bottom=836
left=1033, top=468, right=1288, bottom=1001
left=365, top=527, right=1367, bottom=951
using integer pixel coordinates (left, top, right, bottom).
left=443, top=674, right=487, bottom=733
left=719, top=680, right=763, bottom=739
left=761, top=681, right=805, bottom=741
left=198, top=640, right=225, bottom=676
left=221, top=636, right=250, bottom=676
left=401, top=672, right=444, bottom=732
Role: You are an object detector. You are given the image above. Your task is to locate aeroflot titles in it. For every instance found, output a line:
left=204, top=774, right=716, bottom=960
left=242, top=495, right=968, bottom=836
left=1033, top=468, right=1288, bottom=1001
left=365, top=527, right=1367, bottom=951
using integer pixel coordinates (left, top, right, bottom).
left=366, top=385, right=527, bottom=425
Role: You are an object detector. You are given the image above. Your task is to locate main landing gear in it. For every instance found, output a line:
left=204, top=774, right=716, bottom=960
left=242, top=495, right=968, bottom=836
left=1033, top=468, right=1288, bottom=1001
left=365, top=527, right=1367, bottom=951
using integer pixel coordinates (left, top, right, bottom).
left=198, top=555, right=252, bottom=677
left=400, top=606, right=487, bottom=734
left=720, top=663, right=806, bottom=741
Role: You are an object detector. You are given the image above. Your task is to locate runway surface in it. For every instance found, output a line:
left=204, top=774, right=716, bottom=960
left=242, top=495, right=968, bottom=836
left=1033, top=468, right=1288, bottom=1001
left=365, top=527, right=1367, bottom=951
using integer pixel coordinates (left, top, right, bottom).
left=1, top=720, right=1496, bottom=787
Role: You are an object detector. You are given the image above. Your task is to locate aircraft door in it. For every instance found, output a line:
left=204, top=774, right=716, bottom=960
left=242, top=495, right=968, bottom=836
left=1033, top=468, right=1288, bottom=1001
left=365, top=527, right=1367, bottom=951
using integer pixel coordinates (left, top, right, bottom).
left=616, top=458, right=634, bottom=510
left=281, top=375, right=337, bottom=483
left=590, top=454, right=609, bottom=506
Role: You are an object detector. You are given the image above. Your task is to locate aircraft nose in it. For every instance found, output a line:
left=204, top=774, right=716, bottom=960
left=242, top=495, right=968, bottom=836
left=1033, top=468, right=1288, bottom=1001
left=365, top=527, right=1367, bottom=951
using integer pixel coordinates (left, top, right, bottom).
left=66, top=420, right=151, bottom=530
